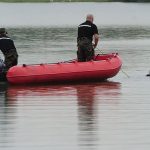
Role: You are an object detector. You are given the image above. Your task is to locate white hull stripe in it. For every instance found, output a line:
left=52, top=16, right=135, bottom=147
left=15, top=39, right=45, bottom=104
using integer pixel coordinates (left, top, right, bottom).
left=0, top=37, right=11, bottom=40
left=78, top=25, right=91, bottom=28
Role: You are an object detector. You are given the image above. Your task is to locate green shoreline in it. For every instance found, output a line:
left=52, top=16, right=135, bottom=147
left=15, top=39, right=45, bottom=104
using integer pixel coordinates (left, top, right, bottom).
left=0, top=0, right=150, bottom=2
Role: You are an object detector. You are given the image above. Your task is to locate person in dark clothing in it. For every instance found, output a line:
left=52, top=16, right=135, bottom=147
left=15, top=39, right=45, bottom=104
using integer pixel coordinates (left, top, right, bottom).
left=0, top=28, right=18, bottom=70
left=77, top=14, right=99, bottom=62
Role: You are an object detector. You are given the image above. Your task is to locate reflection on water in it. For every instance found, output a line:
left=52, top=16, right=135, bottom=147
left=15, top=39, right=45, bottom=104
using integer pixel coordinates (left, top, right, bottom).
left=76, top=82, right=120, bottom=149
left=0, top=81, right=121, bottom=150
left=0, top=83, right=16, bottom=150
left=0, top=83, right=7, bottom=107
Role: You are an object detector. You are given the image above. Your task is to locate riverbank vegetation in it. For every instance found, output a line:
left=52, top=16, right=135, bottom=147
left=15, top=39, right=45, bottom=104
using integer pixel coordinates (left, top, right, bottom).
left=0, top=0, right=150, bottom=2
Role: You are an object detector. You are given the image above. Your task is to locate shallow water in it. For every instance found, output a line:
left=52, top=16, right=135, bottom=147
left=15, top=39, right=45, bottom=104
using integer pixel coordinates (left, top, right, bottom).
left=0, top=2, right=150, bottom=150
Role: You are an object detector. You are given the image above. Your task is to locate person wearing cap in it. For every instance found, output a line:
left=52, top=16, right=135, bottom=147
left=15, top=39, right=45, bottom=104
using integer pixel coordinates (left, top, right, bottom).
left=77, top=14, right=99, bottom=62
left=0, top=28, right=18, bottom=70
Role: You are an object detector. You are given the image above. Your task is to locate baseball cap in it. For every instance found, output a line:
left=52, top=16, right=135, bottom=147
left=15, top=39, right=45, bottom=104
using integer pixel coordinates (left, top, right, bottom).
left=0, top=28, right=7, bottom=34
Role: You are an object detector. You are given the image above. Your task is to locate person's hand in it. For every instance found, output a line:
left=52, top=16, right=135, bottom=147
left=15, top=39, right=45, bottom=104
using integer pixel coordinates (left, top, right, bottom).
left=92, top=43, right=97, bottom=49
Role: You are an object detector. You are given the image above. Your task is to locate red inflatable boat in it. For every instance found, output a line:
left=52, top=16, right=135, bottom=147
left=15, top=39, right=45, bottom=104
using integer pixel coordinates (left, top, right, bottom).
left=7, top=53, right=122, bottom=85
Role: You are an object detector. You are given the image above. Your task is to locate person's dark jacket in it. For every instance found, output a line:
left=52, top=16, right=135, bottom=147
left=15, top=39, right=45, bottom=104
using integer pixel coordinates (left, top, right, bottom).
left=0, top=34, right=18, bottom=69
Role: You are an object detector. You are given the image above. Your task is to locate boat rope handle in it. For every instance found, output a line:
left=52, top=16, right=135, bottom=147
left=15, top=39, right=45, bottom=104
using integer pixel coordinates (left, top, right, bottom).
left=121, top=69, right=130, bottom=78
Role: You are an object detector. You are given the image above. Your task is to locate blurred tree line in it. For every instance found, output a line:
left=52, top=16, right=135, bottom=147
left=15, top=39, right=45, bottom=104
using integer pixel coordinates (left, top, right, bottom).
left=0, top=0, right=150, bottom=2
left=115, top=0, right=150, bottom=2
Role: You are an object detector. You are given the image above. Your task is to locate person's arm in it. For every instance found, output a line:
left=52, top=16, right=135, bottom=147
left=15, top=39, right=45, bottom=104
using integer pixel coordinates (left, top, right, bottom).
left=93, top=33, right=99, bottom=49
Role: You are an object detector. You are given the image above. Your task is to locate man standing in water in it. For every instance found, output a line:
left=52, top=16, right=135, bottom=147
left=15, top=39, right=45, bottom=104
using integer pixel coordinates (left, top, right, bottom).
left=77, top=14, right=99, bottom=62
left=0, top=28, right=18, bottom=70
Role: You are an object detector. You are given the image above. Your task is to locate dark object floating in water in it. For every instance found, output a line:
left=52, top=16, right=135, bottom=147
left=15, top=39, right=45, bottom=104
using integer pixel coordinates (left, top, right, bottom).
left=146, top=71, right=150, bottom=76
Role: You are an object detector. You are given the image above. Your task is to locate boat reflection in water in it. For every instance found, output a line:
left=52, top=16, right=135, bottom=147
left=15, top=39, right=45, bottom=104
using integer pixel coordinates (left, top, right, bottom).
left=75, top=81, right=121, bottom=148
left=3, top=81, right=121, bottom=149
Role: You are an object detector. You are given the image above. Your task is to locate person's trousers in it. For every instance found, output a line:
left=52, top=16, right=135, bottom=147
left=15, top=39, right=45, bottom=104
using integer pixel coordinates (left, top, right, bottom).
left=77, top=37, right=94, bottom=62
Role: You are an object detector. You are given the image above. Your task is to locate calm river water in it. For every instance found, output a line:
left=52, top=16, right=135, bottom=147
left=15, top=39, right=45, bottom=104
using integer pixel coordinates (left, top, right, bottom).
left=0, top=2, right=150, bottom=150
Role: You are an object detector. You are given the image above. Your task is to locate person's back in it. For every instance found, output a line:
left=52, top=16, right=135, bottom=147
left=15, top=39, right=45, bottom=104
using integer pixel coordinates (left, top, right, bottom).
left=78, top=20, right=97, bottom=42
left=77, top=14, right=99, bottom=62
left=0, top=28, right=18, bottom=69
